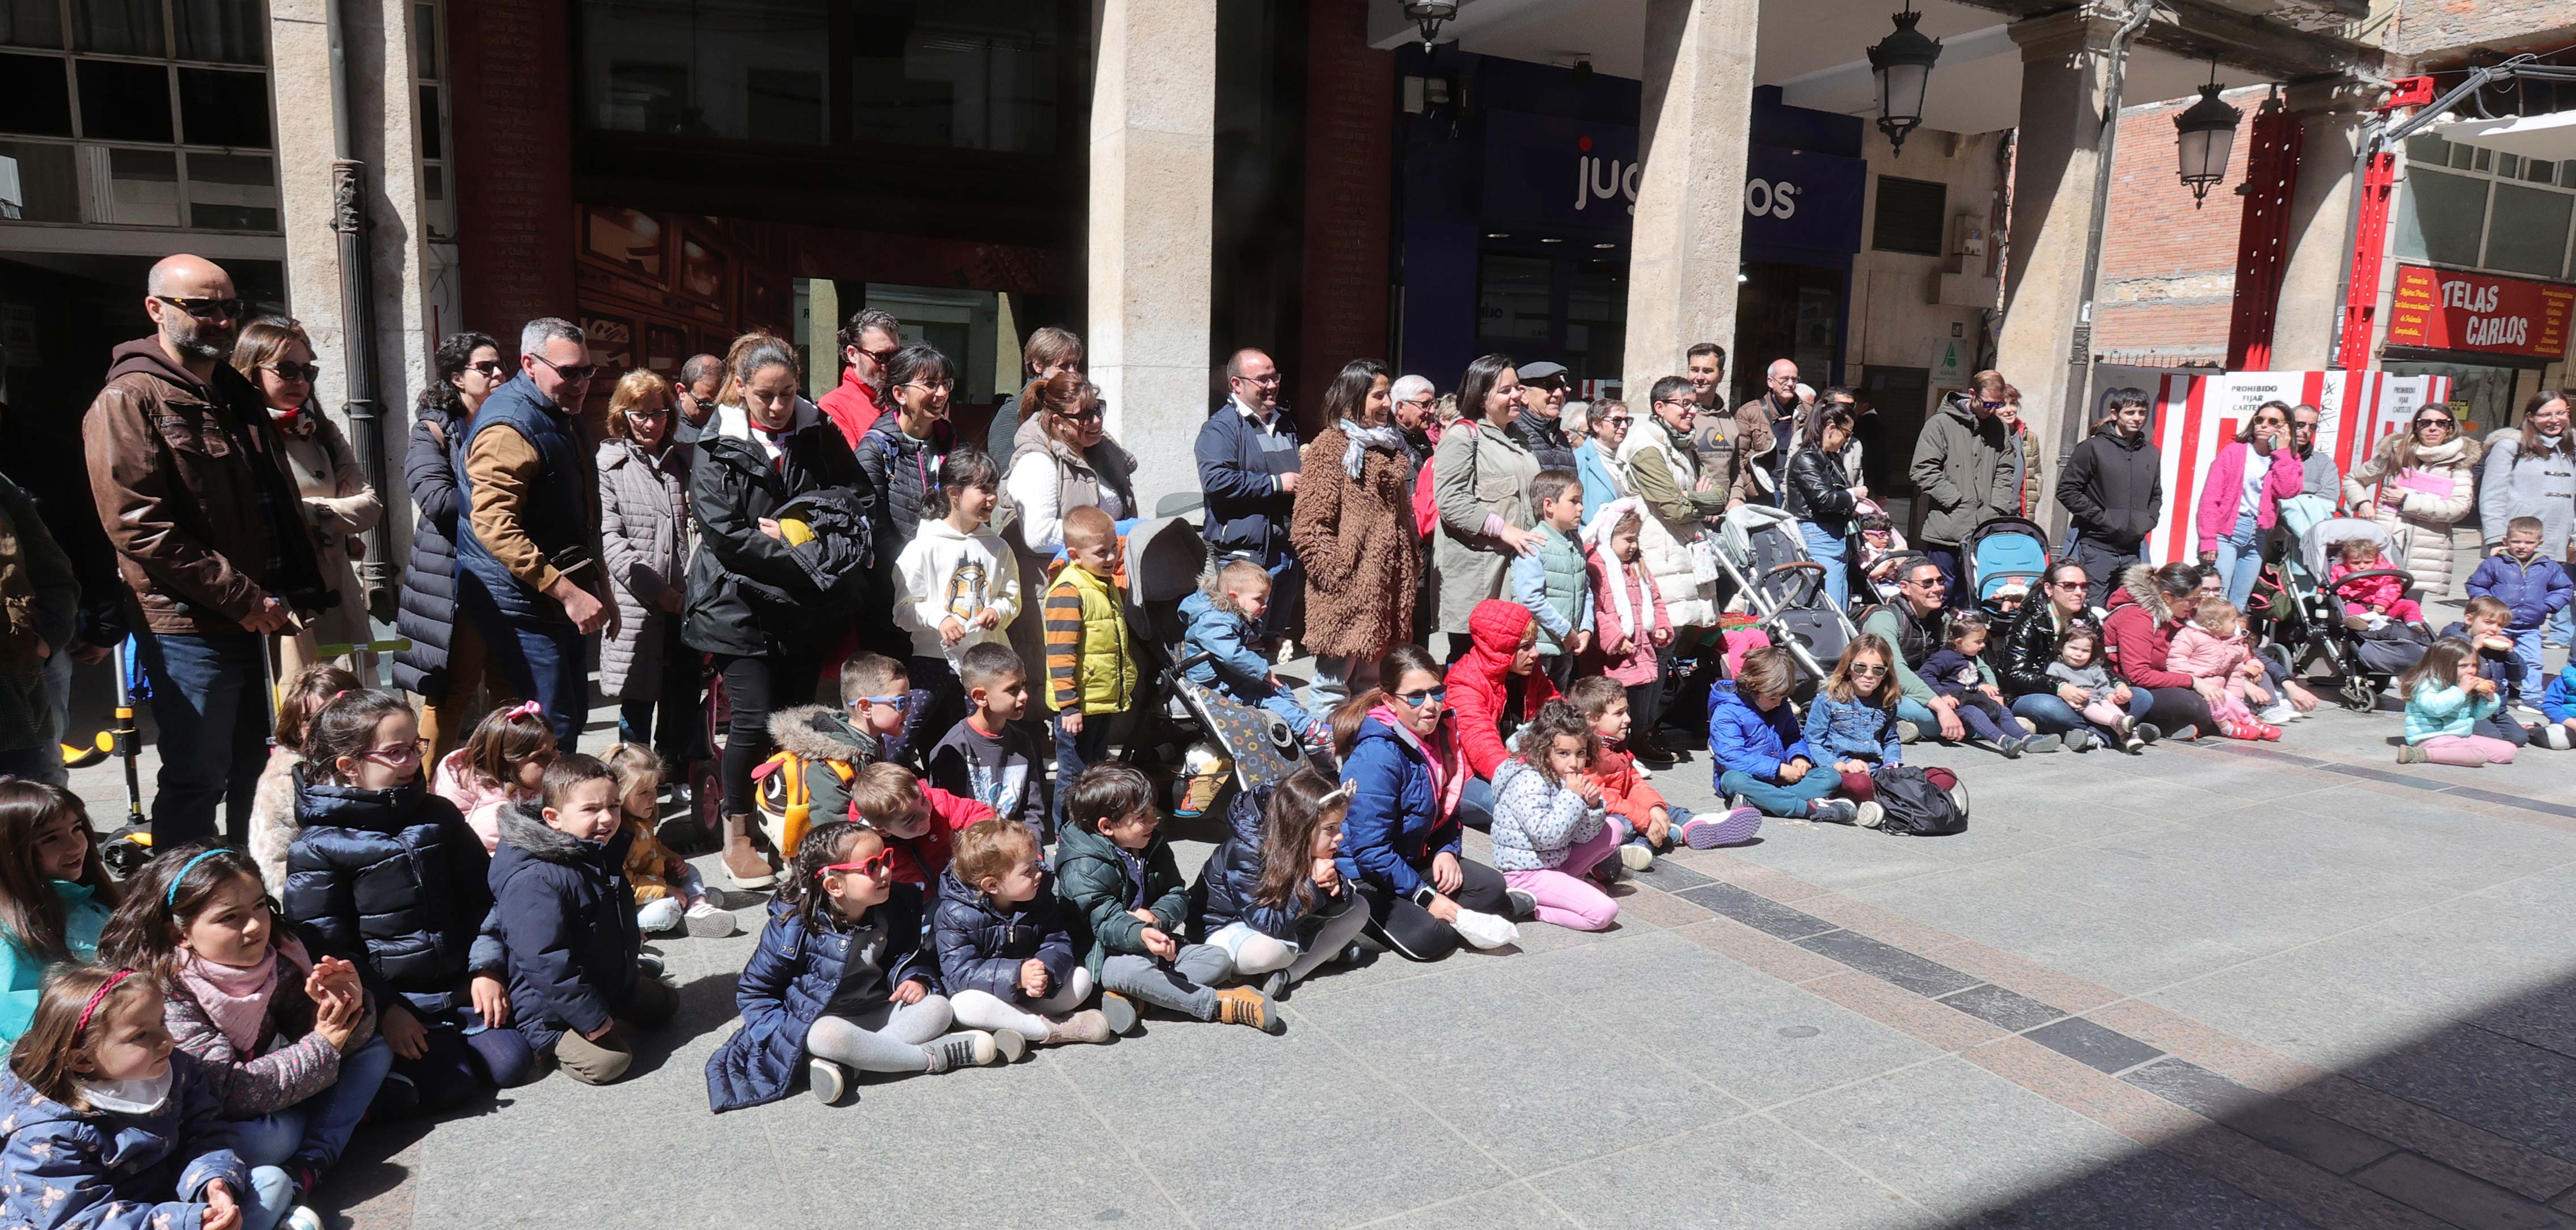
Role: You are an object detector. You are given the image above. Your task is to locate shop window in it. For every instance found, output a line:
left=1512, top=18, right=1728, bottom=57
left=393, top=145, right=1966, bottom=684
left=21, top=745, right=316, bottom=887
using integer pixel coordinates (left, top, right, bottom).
left=1476, top=253, right=1552, bottom=349
left=1, top=0, right=62, bottom=49
left=2405, top=133, right=2450, bottom=167
left=2392, top=167, right=2486, bottom=268
left=2486, top=183, right=2573, bottom=278
left=1872, top=176, right=1946, bottom=255
left=183, top=150, right=270, bottom=228
left=74, top=0, right=159, bottom=55
left=0, top=52, right=73, bottom=136
left=0, top=140, right=77, bottom=219
left=177, top=66, right=267, bottom=147
left=99, top=145, right=178, bottom=225
left=578, top=0, right=829, bottom=142
left=844, top=0, right=1059, bottom=154
left=77, top=59, right=171, bottom=142
left=171, top=0, right=261, bottom=64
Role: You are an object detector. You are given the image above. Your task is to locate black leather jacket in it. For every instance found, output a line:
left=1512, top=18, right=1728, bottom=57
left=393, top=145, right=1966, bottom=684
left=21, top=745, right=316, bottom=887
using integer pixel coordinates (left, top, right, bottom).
left=1996, top=600, right=2101, bottom=698
left=1784, top=444, right=1859, bottom=535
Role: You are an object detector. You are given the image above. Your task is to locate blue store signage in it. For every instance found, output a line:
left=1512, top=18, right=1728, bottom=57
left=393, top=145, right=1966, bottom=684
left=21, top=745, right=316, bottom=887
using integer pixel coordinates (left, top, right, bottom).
left=1482, top=109, right=1865, bottom=257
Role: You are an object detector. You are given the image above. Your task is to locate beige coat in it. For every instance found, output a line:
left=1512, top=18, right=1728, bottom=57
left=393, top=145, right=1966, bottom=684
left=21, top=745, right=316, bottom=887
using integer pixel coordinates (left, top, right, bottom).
left=2343, top=433, right=2482, bottom=597
left=271, top=409, right=380, bottom=652
left=1429, top=419, right=1541, bottom=636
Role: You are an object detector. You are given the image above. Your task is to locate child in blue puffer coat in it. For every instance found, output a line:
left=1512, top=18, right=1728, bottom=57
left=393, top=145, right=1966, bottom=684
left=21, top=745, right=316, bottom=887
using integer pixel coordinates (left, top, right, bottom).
left=1709, top=647, right=1851, bottom=824
left=1181, top=561, right=1329, bottom=754
left=930, top=818, right=1112, bottom=1048
left=2541, top=663, right=2576, bottom=751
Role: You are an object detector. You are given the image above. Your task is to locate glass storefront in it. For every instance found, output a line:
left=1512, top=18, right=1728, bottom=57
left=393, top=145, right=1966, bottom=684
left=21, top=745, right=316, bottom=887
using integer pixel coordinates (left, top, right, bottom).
left=2381, top=357, right=2541, bottom=437
left=1473, top=248, right=1629, bottom=391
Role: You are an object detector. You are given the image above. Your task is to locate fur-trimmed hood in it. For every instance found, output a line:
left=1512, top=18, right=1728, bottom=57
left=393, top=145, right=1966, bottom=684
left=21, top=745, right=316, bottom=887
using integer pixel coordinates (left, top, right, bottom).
left=494, top=800, right=610, bottom=864
left=2112, top=563, right=2176, bottom=624
left=765, top=704, right=881, bottom=765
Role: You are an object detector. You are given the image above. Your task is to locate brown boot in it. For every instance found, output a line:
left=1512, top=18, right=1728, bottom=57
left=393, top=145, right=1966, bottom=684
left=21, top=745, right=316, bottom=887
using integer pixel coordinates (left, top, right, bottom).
left=1212, top=986, right=1285, bottom=1035
left=720, top=813, right=777, bottom=889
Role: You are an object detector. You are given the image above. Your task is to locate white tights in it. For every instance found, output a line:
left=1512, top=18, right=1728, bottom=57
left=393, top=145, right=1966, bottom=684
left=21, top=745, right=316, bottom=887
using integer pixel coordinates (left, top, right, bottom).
left=949, top=967, right=1096, bottom=1038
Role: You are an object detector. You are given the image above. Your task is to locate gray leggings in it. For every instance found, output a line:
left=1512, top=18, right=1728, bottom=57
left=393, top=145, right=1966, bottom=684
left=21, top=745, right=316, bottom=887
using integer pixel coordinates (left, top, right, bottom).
left=1101, top=946, right=1232, bottom=1021
left=806, top=995, right=958, bottom=1073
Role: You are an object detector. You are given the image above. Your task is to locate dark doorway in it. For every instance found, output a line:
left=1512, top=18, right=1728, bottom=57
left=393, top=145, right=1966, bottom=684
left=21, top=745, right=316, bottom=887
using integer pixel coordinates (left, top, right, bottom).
left=1730, top=260, right=1844, bottom=407
left=1859, top=363, right=1930, bottom=500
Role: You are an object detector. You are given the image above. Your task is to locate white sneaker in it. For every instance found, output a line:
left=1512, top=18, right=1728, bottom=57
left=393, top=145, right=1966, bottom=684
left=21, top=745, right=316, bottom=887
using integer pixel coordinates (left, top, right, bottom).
left=1450, top=908, right=1521, bottom=950
left=809, top=1058, right=851, bottom=1105
left=1618, top=843, right=1654, bottom=872
left=684, top=901, right=739, bottom=938
left=1853, top=801, right=1886, bottom=829
left=2257, top=703, right=2296, bottom=725
left=634, top=897, right=684, bottom=934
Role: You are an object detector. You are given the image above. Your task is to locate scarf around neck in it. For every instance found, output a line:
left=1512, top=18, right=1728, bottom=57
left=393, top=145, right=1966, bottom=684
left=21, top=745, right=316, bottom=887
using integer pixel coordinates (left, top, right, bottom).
left=176, top=933, right=312, bottom=1055
left=1338, top=419, right=1407, bottom=479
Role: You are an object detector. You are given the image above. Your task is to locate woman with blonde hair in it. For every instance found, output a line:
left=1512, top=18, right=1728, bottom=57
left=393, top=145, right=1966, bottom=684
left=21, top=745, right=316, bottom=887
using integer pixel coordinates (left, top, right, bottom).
left=598, top=367, right=699, bottom=779
left=231, top=316, right=381, bottom=679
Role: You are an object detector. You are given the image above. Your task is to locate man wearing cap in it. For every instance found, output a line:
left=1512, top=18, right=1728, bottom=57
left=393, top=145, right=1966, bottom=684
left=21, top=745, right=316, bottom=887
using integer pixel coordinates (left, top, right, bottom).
left=1509, top=361, right=1578, bottom=471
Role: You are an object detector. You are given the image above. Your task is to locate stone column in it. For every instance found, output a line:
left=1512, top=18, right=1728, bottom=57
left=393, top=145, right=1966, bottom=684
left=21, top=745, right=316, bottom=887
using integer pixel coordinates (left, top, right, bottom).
left=1995, top=9, right=2123, bottom=481
left=2269, top=77, right=2370, bottom=370
left=1088, top=0, right=1217, bottom=517
left=1620, top=0, right=1759, bottom=396
left=271, top=0, right=438, bottom=594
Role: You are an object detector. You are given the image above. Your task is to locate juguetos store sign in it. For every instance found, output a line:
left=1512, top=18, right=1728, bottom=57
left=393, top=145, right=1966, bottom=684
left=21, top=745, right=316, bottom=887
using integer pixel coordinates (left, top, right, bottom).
left=2386, top=264, right=2574, bottom=358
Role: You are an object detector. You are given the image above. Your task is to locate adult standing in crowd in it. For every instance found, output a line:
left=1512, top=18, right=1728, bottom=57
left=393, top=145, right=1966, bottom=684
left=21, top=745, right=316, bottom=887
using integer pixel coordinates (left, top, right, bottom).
left=982, top=326, right=1083, bottom=460
left=1617, top=377, right=1728, bottom=762
left=2102, top=561, right=2217, bottom=738
left=1998, top=560, right=2155, bottom=741
left=1, top=381, right=124, bottom=785
left=1572, top=398, right=1630, bottom=526
left=1997, top=384, right=2043, bottom=519
left=1507, top=362, right=1577, bottom=472
left=2346, top=403, right=2482, bottom=599
left=1784, top=404, right=1865, bottom=612
left=395, top=331, right=505, bottom=757
left=232, top=316, right=381, bottom=681
left=1428, top=355, right=1544, bottom=658
left=597, top=368, right=698, bottom=781
left=1730, top=359, right=1805, bottom=506
left=1682, top=343, right=1736, bottom=491
left=1004, top=373, right=1137, bottom=697
left=1198, top=348, right=1303, bottom=640
left=817, top=308, right=900, bottom=449
left=457, top=316, right=606, bottom=747
left=83, top=253, right=324, bottom=845
left=2285, top=403, right=2342, bottom=538
left=2056, top=387, right=2163, bottom=608
left=2477, top=392, right=2571, bottom=623
left=671, top=352, right=725, bottom=445
left=855, top=344, right=958, bottom=649
left=1911, top=371, right=2017, bottom=603
left=0, top=469, right=75, bottom=782
left=2194, top=400, right=2300, bottom=607
left=1391, top=373, right=1439, bottom=474
left=687, top=336, right=864, bottom=888
left=1292, top=360, right=1414, bottom=720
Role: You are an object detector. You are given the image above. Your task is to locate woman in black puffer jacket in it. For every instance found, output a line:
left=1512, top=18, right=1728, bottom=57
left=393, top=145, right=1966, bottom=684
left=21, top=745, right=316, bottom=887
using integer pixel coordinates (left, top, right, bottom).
left=1784, top=405, right=1866, bottom=612
left=1994, top=560, right=2155, bottom=746
left=394, top=332, right=508, bottom=757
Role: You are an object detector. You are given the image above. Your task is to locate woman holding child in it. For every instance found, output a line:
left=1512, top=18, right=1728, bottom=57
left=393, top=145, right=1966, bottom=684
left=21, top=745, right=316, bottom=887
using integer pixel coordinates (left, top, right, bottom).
left=1999, top=561, right=2155, bottom=742
left=1292, top=358, right=1417, bottom=721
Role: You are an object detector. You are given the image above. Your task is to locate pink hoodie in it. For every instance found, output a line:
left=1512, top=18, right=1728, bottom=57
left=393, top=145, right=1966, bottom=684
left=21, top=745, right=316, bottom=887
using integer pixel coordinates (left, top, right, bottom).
left=432, top=747, right=531, bottom=853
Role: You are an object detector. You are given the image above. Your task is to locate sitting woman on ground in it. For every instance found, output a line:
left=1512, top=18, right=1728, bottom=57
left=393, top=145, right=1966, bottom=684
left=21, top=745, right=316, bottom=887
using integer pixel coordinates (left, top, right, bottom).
left=1995, top=561, right=2155, bottom=747
left=2101, top=561, right=2218, bottom=739
left=1333, top=644, right=1520, bottom=962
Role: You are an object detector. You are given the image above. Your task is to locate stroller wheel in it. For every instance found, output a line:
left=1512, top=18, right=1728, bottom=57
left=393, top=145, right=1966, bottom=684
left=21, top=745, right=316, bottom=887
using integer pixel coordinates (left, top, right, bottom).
left=2338, top=678, right=2379, bottom=712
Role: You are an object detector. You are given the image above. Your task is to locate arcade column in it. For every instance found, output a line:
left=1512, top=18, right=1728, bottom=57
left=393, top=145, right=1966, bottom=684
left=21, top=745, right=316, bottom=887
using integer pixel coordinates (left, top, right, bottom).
left=1620, top=0, right=1759, bottom=394
left=2269, top=77, right=2372, bottom=370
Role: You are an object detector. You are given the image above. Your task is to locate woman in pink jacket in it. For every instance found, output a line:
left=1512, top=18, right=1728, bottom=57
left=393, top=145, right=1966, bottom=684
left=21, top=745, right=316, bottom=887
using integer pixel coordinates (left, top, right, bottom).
left=2195, top=401, right=2303, bottom=608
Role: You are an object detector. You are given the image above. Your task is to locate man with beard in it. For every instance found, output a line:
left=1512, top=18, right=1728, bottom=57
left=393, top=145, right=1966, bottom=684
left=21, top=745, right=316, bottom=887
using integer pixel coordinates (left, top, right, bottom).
left=82, top=253, right=324, bottom=844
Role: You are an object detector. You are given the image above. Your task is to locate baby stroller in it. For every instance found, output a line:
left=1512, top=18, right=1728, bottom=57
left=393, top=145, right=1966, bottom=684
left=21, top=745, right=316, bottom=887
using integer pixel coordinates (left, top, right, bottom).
left=1960, top=516, right=2051, bottom=619
left=1120, top=517, right=1325, bottom=822
left=2269, top=516, right=2425, bottom=711
left=1711, top=504, right=1856, bottom=688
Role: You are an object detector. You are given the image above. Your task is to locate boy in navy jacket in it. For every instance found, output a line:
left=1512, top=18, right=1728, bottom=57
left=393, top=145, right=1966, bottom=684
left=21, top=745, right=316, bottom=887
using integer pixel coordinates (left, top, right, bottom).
left=2465, top=516, right=2574, bottom=705
left=491, top=755, right=675, bottom=1085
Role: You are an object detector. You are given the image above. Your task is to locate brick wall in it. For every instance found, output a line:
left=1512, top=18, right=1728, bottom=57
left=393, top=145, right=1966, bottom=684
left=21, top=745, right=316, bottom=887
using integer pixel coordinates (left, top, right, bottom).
left=2381, top=0, right=2576, bottom=63
left=2091, top=86, right=2263, bottom=367
left=1294, top=0, right=1394, bottom=428
left=446, top=0, right=576, bottom=349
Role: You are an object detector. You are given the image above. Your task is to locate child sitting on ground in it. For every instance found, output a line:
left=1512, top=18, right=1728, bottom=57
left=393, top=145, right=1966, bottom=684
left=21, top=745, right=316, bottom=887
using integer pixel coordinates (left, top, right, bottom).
left=603, top=744, right=736, bottom=938
left=250, top=663, right=363, bottom=890
left=1506, top=470, right=1595, bottom=691
left=0, top=966, right=285, bottom=1230
left=2435, top=596, right=2537, bottom=749
left=1800, top=635, right=1902, bottom=827
left=2397, top=638, right=2517, bottom=768
left=2045, top=627, right=2152, bottom=754
left=1045, top=506, right=1139, bottom=829
left=2465, top=515, right=2573, bottom=707
left=1920, top=615, right=2052, bottom=756
left=0, top=781, right=119, bottom=1048
left=98, top=846, right=386, bottom=1224
left=1189, top=768, right=1371, bottom=999
left=894, top=447, right=1021, bottom=745
left=1180, top=559, right=1330, bottom=755
left=2170, top=598, right=2280, bottom=741
left=1488, top=701, right=1620, bottom=932
left=927, top=643, right=1051, bottom=840
left=2328, top=537, right=2429, bottom=632
left=706, top=822, right=1008, bottom=1113
left=930, top=818, right=1112, bottom=1048
left=2543, top=662, right=2576, bottom=751
left=432, top=700, right=556, bottom=852
left=1707, top=647, right=1841, bottom=825
left=1055, top=762, right=1281, bottom=1037
left=850, top=761, right=993, bottom=889
left=489, top=754, right=679, bottom=1086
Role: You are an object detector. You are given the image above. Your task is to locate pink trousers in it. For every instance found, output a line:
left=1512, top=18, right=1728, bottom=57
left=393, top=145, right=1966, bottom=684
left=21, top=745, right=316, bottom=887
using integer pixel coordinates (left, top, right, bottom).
left=1503, top=823, right=1622, bottom=932
left=2418, top=734, right=2517, bottom=767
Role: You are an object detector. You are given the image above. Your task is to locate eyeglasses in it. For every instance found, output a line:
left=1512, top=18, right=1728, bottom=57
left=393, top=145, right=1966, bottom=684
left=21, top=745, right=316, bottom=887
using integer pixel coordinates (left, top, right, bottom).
left=819, top=849, right=898, bottom=880
left=2414, top=416, right=2453, bottom=428
left=2253, top=417, right=2288, bottom=429
left=1656, top=398, right=1695, bottom=410
left=2046, top=580, right=2086, bottom=591
left=1393, top=686, right=1447, bottom=707
left=900, top=380, right=953, bottom=395
left=849, top=694, right=913, bottom=711
left=260, top=361, right=322, bottom=383
left=1402, top=395, right=1438, bottom=407
left=1234, top=373, right=1282, bottom=386
left=153, top=295, right=243, bottom=320
left=624, top=408, right=670, bottom=421
left=359, top=739, right=429, bottom=766
left=468, top=360, right=509, bottom=379
left=530, top=353, right=598, bottom=382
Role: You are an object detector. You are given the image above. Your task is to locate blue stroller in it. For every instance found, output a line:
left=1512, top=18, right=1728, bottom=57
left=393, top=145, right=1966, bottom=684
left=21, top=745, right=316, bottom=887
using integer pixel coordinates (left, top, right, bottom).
left=1961, top=517, right=2051, bottom=619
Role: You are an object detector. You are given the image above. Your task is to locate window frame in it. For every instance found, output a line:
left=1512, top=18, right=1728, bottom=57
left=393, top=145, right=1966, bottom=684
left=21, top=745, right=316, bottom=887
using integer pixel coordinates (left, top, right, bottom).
left=2398, top=131, right=2576, bottom=282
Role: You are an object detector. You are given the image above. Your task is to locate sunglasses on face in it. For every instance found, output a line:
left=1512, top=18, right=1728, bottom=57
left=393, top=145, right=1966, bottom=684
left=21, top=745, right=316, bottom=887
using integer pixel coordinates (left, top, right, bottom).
left=849, top=694, right=913, bottom=711
left=261, top=361, right=322, bottom=383
left=1604, top=416, right=1633, bottom=426
left=2415, top=417, right=2453, bottom=428
left=1058, top=407, right=1105, bottom=423
left=2047, top=580, right=2085, bottom=591
left=1393, top=686, right=1447, bottom=707
left=468, top=360, right=508, bottom=379
left=820, top=849, right=898, bottom=880
left=531, top=353, right=598, bottom=382
left=155, top=295, right=243, bottom=320
left=1849, top=663, right=1889, bottom=677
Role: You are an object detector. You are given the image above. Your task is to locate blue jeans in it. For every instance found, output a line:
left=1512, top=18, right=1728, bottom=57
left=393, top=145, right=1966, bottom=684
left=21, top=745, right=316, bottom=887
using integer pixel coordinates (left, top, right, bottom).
left=2549, top=606, right=2573, bottom=646
left=1718, top=767, right=1836, bottom=817
left=1800, top=523, right=1851, bottom=613
left=242, top=1164, right=296, bottom=1230
left=134, top=627, right=269, bottom=846
left=231, top=1035, right=394, bottom=1170
left=2511, top=627, right=2547, bottom=701
left=2011, top=689, right=2152, bottom=735
left=1456, top=775, right=1495, bottom=832
left=462, top=580, right=588, bottom=748
left=2212, top=507, right=2263, bottom=608
left=1053, top=711, right=1112, bottom=831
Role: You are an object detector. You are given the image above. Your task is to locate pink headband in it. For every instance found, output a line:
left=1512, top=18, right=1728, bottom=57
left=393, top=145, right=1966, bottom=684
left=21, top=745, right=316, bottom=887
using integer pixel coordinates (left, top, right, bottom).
left=74, top=970, right=136, bottom=1042
left=505, top=700, right=543, bottom=721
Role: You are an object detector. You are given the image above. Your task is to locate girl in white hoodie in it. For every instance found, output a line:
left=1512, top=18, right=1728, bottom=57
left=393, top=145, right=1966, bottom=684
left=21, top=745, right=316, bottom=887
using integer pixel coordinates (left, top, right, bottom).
left=895, top=447, right=1022, bottom=743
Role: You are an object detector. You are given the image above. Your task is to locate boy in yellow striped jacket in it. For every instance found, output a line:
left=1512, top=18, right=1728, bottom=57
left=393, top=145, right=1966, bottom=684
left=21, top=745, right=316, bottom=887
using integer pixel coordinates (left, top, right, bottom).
left=1044, top=506, right=1138, bottom=832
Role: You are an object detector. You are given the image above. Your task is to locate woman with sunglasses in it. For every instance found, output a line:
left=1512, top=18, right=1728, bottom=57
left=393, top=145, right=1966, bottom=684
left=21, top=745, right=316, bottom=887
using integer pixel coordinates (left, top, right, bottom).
left=596, top=369, right=698, bottom=781
left=2193, top=400, right=2304, bottom=607
left=2345, top=403, right=2485, bottom=598
left=1996, top=561, right=2157, bottom=746
left=232, top=318, right=382, bottom=683
left=1332, top=644, right=1517, bottom=962
left=1570, top=398, right=1631, bottom=526
left=1000, top=370, right=1138, bottom=710
left=396, top=331, right=508, bottom=758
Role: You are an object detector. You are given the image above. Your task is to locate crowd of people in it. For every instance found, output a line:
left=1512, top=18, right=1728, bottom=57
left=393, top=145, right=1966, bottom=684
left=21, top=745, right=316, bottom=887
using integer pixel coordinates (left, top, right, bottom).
left=0, top=249, right=2571, bottom=1229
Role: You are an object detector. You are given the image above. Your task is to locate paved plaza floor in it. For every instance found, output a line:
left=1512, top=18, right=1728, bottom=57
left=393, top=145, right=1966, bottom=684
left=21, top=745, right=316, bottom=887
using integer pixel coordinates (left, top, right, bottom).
left=57, top=629, right=2576, bottom=1229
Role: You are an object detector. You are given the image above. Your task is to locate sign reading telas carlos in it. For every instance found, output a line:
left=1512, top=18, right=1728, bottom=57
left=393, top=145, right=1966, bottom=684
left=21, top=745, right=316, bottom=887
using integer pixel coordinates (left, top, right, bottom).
left=2386, top=264, right=2574, bottom=358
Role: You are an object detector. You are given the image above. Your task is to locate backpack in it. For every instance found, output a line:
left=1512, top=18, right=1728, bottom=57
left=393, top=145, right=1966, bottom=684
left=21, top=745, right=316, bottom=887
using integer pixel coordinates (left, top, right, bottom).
left=1870, top=763, right=1965, bottom=836
left=752, top=750, right=857, bottom=860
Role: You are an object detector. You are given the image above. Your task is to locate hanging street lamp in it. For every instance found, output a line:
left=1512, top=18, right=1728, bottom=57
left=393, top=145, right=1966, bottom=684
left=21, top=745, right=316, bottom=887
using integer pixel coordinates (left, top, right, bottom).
left=1400, top=1, right=1458, bottom=51
left=1868, top=3, right=1942, bottom=156
left=2174, top=60, right=2242, bottom=207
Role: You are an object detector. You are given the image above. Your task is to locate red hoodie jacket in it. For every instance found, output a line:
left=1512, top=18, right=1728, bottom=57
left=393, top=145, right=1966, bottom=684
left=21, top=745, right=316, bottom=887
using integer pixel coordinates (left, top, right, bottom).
left=2100, top=567, right=2194, bottom=690
left=882, top=785, right=995, bottom=888
left=1445, top=599, right=1560, bottom=779
left=817, top=367, right=882, bottom=450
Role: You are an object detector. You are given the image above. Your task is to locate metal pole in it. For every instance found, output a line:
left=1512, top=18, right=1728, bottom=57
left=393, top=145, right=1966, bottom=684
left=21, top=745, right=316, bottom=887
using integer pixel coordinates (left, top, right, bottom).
left=326, top=0, right=392, bottom=617
left=2054, top=0, right=2160, bottom=471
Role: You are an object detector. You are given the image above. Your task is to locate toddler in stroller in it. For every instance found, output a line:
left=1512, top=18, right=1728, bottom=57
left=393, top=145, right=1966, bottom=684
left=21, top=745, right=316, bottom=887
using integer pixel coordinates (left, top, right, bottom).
left=2329, top=538, right=2430, bottom=632
left=1179, top=560, right=1333, bottom=759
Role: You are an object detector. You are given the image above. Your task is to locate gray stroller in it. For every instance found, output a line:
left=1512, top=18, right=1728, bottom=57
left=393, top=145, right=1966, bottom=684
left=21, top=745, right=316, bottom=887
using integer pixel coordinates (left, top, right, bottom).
left=1711, top=504, right=1857, bottom=687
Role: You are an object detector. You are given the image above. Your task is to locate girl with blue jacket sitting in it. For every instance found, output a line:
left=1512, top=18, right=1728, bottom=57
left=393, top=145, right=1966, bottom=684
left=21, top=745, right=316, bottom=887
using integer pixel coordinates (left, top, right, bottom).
left=1709, top=646, right=1853, bottom=824
left=0, top=781, right=119, bottom=1049
left=1180, top=560, right=1329, bottom=755
left=1190, top=768, right=1370, bottom=996
left=930, top=818, right=1112, bottom=1048
left=0, top=965, right=278, bottom=1230
left=1800, top=635, right=1903, bottom=829
left=2542, top=663, right=2576, bottom=751
left=1333, top=644, right=1521, bottom=963
left=2396, top=638, right=2518, bottom=767
left=707, top=822, right=1007, bottom=1113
